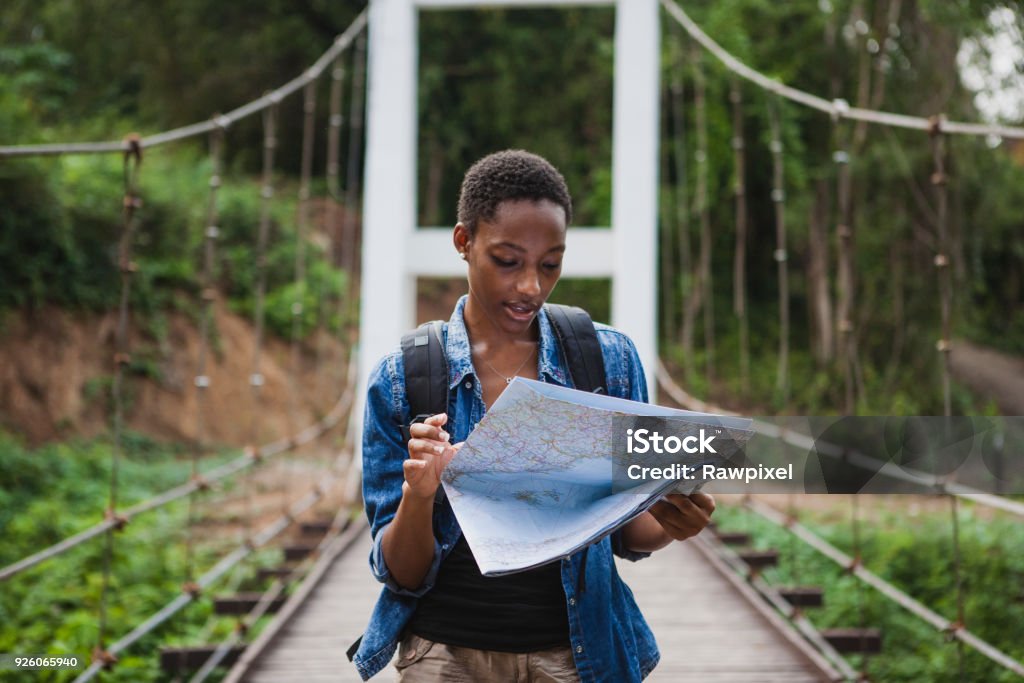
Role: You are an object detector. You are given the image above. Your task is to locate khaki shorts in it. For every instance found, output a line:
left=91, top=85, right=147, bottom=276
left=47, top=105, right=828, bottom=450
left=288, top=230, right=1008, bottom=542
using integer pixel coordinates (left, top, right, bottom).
left=395, top=633, right=581, bottom=683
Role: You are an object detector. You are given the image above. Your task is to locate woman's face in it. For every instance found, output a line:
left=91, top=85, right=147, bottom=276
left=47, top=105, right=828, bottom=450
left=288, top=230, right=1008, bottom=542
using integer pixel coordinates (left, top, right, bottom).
left=456, top=198, right=567, bottom=337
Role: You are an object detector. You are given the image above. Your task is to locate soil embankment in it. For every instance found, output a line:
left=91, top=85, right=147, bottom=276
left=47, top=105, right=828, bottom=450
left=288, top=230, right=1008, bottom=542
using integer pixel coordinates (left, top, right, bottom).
left=0, top=303, right=348, bottom=447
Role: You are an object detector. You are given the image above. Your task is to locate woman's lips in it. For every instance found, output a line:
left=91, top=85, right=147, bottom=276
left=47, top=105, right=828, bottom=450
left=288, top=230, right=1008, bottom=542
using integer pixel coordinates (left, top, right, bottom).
left=503, top=303, right=537, bottom=322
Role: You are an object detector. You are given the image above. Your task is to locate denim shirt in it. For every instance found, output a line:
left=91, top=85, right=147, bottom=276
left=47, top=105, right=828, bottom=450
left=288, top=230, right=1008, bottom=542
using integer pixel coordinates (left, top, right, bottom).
left=352, top=296, right=660, bottom=681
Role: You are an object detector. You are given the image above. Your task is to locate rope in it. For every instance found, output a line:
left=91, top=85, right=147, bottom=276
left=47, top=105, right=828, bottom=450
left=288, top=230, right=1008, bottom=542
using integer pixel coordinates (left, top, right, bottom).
left=659, top=84, right=676, bottom=346
left=767, top=95, right=790, bottom=404
left=833, top=117, right=857, bottom=415
left=692, top=532, right=856, bottom=681
left=655, top=363, right=1024, bottom=519
left=316, top=55, right=346, bottom=389
left=94, top=135, right=143, bottom=667
left=339, top=31, right=367, bottom=345
left=850, top=494, right=869, bottom=676
left=0, top=380, right=355, bottom=583
left=659, top=0, right=1024, bottom=140
left=930, top=122, right=954, bottom=417
left=184, top=125, right=225, bottom=590
left=190, top=352, right=359, bottom=683
left=668, top=27, right=692, bottom=354
left=71, top=354, right=358, bottom=682
left=72, top=488, right=328, bottom=683
left=290, top=80, right=317, bottom=430
left=929, top=122, right=968, bottom=679
left=0, top=11, right=368, bottom=159
left=731, top=79, right=750, bottom=395
left=748, top=498, right=1024, bottom=678
left=693, top=45, right=715, bottom=384
left=246, top=101, right=279, bottom=546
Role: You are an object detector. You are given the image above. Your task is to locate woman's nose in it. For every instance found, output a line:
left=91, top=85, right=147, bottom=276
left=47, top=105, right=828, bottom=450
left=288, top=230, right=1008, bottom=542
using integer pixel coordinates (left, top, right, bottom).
left=517, top=271, right=541, bottom=297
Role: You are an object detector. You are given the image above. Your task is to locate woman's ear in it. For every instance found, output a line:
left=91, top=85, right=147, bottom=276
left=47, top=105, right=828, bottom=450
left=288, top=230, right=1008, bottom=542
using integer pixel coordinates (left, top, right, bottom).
left=453, top=223, right=471, bottom=260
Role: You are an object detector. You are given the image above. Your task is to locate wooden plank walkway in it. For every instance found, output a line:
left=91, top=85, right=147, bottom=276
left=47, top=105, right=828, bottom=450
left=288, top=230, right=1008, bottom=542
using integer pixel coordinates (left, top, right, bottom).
left=618, top=536, right=830, bottom=682
left=242, top=531, right=832, bottom=682
left=244, top=531, right=376, bottom=683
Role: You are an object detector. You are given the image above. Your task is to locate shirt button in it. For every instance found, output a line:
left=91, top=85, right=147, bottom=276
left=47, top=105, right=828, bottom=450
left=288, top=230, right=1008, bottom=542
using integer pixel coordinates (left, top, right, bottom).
left=442, top=544, right=449, bottom=550
left=569, top=598, right=576, bottom=606
left=464, top=380, right=472, bottom=389
left=576, top=645, right=583, bottom=654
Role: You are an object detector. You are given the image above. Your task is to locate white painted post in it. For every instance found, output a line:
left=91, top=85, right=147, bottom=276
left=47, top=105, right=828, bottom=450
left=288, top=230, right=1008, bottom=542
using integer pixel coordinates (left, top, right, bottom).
left=359, top=0, right=419, bottom=395
left=611, top=0, right=660, bottom=398
left=360, top=0, right=660, bottom=408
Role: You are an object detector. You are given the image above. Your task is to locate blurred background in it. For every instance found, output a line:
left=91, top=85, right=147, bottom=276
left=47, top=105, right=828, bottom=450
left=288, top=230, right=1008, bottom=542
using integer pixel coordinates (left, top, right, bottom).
left=1, top=1, right=1022, bottom=681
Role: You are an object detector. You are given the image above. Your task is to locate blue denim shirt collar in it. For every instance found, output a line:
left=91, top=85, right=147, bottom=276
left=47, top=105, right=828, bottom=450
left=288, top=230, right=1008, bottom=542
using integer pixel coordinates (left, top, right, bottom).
left=445, top=295, right=568, bottom=390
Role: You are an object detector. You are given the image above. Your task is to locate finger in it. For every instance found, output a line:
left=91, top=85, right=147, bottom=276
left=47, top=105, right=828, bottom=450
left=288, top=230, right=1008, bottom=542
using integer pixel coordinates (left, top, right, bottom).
left=689, top=492, right=716, bottom=515
left=407, top=438, right=447, bottom=459
left=663, top=494, right=700, bottom=514
left=424, top=413, right=448, bottom=427
left=648, top=505, right=696, bottom=538
left=409, top=422, right=450, bottom=442
left=403, top=458, right=429, bottom=481
left=655, top=497, right=710, bottom=529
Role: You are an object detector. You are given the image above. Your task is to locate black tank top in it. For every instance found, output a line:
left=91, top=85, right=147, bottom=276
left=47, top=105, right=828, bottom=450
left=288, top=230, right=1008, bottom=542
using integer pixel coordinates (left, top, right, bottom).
left=407, top=535, right=570, bottom=652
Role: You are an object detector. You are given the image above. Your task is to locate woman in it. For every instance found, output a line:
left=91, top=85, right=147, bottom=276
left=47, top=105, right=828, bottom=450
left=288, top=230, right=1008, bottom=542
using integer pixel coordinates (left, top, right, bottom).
left=351, top=150, right=715, bottom=682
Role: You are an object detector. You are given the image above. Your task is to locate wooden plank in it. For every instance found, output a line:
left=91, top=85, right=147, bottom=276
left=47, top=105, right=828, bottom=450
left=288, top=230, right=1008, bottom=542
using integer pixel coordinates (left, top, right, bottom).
left=213, top=592, right=286, bottom=615
left=242, top=524, right=831, bottom=682
left=779, top=586, right=825, bottom=608
left=160, top=645, right=244, bottom=673
left=618, top=539, right=832, bottom=682
left=822, top=628, right=882, bottom=654
left=716, top=531, right=752, bottom=545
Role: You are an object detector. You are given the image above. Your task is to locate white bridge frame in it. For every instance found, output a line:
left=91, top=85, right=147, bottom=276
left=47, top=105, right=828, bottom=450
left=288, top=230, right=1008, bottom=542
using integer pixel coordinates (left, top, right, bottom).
left=360, top=0, right=660, bottom=399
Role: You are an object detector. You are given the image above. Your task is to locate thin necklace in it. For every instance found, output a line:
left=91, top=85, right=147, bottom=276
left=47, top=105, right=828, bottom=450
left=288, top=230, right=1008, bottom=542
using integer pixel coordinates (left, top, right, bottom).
left=465, top=281, right=538, bottom=384
left=478, top=345, right=535, bottom=384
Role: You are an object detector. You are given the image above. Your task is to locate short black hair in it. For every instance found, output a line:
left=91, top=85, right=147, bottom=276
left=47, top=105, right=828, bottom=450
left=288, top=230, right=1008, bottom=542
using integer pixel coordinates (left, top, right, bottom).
left=457, top=149, right=573, bottom=234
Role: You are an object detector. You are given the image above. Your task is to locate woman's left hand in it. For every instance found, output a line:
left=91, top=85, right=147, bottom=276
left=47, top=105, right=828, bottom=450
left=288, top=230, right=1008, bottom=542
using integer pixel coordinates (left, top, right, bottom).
left=648, top=492, right=716, bottom=541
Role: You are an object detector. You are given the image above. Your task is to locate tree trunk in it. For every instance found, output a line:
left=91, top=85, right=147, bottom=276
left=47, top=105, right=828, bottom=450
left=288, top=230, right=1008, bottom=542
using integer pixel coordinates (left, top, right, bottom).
left=809, top=179, right=834, bottom=365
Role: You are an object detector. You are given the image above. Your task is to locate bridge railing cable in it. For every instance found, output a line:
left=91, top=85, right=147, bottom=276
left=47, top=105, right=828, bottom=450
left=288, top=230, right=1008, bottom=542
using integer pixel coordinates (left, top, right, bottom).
left=746, top=497, right=1024, bottom=678
left=0, top=10, right=368, bottom=159
left=69, top=352, right=358, bottom=683
left=0, top=374, right=355, bottom=583
left=189, top=351, right=361, bottom=683
left=656, top=362, right=1024, bottom=520
left=660, top=0, right=1024, bottom=140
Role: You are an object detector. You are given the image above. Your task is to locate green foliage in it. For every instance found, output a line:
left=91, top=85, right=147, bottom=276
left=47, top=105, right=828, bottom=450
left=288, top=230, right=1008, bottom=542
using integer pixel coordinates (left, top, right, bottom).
left=715, top=500, right=1024, bottom=682
left=417, top=7, right=615, bottom=227
left=0, top=431, right=270, bottom=682
left=656, top=1, right=1024, bottom=414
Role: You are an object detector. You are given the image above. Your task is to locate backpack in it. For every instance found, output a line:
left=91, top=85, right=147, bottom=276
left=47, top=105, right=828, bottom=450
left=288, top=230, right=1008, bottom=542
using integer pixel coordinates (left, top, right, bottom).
left=399, top=303, right=607, bottom=443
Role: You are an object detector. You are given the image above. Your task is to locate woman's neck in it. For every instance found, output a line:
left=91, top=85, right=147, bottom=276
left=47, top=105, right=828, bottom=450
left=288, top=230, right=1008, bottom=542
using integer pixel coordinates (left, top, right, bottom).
left=463, top=296, right=538, bottom=351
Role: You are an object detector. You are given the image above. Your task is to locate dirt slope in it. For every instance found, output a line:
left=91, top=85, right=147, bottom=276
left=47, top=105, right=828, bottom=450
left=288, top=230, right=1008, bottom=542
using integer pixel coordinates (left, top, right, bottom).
left=0, top=302, right=348, bottom=447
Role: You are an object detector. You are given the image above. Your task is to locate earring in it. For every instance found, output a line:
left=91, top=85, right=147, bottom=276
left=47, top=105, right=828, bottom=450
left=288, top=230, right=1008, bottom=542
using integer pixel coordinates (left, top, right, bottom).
left=460, top=252, right=467, bottom=260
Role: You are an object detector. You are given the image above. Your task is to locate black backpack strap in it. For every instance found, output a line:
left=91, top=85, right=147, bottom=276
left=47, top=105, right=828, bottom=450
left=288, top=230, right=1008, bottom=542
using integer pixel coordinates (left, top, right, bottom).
left=545, top=303, right=607, bottom=395
left=400, top=320, right=448, bottom=444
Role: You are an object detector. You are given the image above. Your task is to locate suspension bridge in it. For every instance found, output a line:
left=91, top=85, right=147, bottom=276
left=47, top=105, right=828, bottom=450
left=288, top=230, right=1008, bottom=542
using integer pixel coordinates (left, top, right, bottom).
left=2, top=1, right=1023, bottom=681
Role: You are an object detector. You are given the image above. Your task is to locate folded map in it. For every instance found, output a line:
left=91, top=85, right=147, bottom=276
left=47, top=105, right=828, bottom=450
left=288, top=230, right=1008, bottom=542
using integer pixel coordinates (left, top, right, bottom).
left=440, top=377, right=754, bottom=575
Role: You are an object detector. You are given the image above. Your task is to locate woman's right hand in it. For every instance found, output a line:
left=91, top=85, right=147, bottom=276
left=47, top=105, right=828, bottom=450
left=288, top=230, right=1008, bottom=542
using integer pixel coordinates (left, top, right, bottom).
left=403, top=413, right=459, bottom=500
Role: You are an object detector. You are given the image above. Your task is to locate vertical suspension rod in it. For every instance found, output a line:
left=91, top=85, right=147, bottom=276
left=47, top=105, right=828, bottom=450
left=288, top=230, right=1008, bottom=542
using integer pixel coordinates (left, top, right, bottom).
left=693, top=46, right=714, bottom=384
left=731, top=79, right=749, bottom=394
left=768, top=96, right=790, bottom=404
left=94, top=135, right=143, bottom=668
left=833, top=105, right=855, bottom=414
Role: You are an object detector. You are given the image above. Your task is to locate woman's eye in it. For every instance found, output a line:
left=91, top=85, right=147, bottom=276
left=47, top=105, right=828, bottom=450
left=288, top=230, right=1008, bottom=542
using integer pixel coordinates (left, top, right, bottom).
left=543, top=262, right=561, bottom=270
left=492, top=256, right=517, bottom=268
